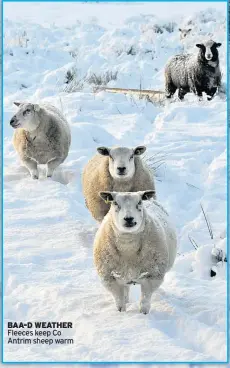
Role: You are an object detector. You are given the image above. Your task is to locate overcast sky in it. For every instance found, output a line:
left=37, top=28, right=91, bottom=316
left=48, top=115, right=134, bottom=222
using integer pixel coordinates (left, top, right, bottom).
left=4, top=2, right=227, bottom=28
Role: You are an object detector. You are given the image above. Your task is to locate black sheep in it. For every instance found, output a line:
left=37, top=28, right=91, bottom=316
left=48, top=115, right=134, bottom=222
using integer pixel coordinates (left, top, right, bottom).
left=165, top=40, right=222, bottom=100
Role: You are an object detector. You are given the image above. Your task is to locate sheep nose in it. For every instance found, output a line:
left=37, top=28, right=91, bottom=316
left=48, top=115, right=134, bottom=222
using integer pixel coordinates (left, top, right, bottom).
left=117, top=167, right=126, bottom=174
left=124, top=216, right=134, bottom=224
left=206, top=54, right=212, bottom=59
left=10, top=117, right=17, bottom=127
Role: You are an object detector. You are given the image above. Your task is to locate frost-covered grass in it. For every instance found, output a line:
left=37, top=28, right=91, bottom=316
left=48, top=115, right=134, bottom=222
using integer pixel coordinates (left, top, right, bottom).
left=87, top=70, right=118, bottom=86
left=3, top=4, right=227, bottom=363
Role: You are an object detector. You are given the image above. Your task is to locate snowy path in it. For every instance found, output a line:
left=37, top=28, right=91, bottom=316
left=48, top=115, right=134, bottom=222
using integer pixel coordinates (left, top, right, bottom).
left=3, top=10, right=227, bottom=363
left=4, top=93, right=227, bottom=363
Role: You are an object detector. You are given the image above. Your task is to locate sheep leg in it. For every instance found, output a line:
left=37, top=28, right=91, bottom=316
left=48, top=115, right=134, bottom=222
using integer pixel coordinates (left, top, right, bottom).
left=165, top=83, right=177, bottom=98
left=22, top=158, right=39, bottom=179
left=47, top=157, right=63, bottom=178
left=206, top=87, right=217, bottom=101
left=124, top=285, right=130, bottom=304
left=140, top=278, right=163, bottom=314
left=178, top=87, right=189, bottom=100
left=194, top=86, right=203, bottom=100
left=103, top=279, right=126, bottom=312
left=165, top=75, right=177, bottom=98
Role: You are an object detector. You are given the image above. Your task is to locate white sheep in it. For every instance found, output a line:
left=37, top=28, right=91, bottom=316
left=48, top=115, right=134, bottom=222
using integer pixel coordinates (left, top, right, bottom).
left=94, top=191, right=177, bottom=314
left=178, top=27, right=192, bottom=41
left=10, top=102, right=71, bottom=179
left=82, top=146, right=156, bottom=222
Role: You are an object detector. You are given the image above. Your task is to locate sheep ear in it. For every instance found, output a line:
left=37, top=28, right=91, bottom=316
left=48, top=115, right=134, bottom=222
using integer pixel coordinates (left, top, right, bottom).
left=14, top=102, right=22, bottom=107
left=141, top=190, right=156, bottom=201
left=33, top=104, right=40, bottom=112
left=196, top=43, right=203, bottom=48
left=100, top=191, right=114, bottom=203
left=215, top=42, right=222, bottom=48
left=134, top=146, right=146, bottom=156
left=97, top=147, right=110, bottom=156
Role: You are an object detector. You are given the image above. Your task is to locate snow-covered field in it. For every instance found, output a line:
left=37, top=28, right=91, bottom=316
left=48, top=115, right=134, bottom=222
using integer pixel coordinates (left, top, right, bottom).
left=3, top=2, right=227, bottom=363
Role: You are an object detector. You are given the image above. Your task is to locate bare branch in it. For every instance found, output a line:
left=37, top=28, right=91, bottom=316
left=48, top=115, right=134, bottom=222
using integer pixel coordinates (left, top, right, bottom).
left=188, top=234, right=199, bottom=250
left=200, top=203, right=214, bottom=241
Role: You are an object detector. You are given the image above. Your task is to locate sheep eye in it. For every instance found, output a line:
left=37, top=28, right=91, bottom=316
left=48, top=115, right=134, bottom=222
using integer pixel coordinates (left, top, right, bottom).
left=136, top=201, right=142, bottom=210
left=129, top=154, right=134, bottom=161
left=114, top=201, right=121, bottom=210
left=138, top=201, right=142, bottom=206
left=23, top=109, right=30, bottom=116
left=109, top=155, right=114, bottom=161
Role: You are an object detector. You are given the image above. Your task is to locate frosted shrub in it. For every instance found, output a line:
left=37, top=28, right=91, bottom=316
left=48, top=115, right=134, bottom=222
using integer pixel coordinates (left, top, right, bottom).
left=87, top=71, right=118, bottom=86
left=64, top=68, right=85, bottom=92
left=4, top=29, right=29, bottom=48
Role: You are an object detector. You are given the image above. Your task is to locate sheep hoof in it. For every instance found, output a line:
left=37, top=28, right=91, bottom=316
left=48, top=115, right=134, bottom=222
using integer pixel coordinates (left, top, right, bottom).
left=117, top=305, right=126, bottom=312
left=140, top=303, right=150, bottom=314
left=140, top=308, right=149, bottom=315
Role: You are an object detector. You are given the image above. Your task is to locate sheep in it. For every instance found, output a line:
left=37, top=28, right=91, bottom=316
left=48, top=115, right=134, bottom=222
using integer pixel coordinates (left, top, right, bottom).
left=165, top=40, right=222, bottom=100
left=10, top=102, right=71, bottom=179
left=82, top=146, right=156, bottom=222
left=94, top=190, right=177, bottom=314
left=178, top=27, right=192, bottom=41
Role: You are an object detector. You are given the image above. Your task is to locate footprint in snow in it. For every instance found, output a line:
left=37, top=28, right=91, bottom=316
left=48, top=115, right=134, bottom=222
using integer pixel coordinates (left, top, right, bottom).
left=76, top=223, right=98, bottom=248
left=51, top=168, right=76, bottom=185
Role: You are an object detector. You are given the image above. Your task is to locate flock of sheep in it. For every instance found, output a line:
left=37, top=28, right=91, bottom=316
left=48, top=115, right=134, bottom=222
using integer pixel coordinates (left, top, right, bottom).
left=9, top=35, right=222, bottom=314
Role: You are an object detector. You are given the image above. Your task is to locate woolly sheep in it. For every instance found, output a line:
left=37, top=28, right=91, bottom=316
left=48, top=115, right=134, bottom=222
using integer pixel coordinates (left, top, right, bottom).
left=165, top=40, right=222, bottom=100
left=94, top=191, right=177, bottom=314
left=179, top=27, right=192, bottom=41
left=10, top=102, right=71, bottom=179
left=82, top=146, right=156, bottom=222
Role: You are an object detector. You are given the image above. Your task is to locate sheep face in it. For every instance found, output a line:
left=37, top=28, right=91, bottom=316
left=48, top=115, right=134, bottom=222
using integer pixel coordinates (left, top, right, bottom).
left=10, top=102, right=40, bottom=132
left=100, top=191, right=155, bottom=233
left=97, top=146, right=146, bottom=181
left=196, top=40, right=221, bottom=62
left=179, top=28, right=192, bottom=40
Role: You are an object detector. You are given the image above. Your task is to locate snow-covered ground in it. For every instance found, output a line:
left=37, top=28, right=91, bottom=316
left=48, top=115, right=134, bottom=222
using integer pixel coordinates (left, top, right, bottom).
left=3, top=3, right=227, bottom=363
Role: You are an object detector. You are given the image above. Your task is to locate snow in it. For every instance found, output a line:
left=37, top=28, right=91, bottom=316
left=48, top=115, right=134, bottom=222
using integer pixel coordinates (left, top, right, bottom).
left=3, top=2, right=227, bottom=363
